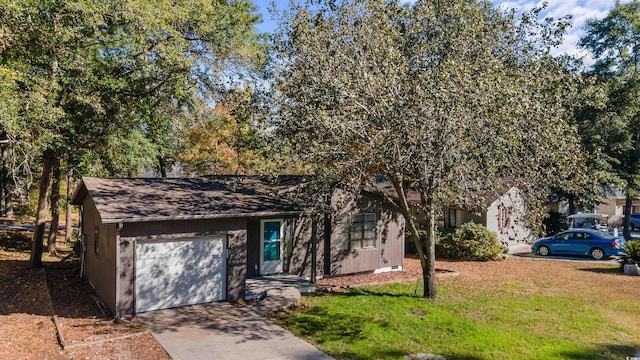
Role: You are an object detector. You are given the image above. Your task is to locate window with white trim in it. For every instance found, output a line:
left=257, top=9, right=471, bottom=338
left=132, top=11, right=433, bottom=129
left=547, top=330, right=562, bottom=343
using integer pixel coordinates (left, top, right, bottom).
left=337, top=213, right=376, bottom=250
left=499, top=206, right=511, bottom=231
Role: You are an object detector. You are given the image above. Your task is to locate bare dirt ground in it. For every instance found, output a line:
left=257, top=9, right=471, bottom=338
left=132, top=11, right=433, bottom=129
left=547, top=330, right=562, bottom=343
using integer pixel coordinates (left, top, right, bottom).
left=0, top=230, right=169, bottom=360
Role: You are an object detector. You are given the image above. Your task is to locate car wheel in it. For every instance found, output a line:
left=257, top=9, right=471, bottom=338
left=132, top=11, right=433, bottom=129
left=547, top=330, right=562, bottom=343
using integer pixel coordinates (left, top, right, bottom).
left=538, top=245, right=550, bottom=256
left=590, top=248, right=605, bottom=260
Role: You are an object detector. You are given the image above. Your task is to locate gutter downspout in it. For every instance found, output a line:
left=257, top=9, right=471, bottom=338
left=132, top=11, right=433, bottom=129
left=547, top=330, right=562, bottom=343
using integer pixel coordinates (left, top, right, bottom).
left=114, top=222, right=123, bottom=324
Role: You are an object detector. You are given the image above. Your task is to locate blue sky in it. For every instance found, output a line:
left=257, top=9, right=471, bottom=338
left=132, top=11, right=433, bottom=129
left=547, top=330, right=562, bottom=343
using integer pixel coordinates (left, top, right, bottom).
left=254, top=0, right=629, bottom=61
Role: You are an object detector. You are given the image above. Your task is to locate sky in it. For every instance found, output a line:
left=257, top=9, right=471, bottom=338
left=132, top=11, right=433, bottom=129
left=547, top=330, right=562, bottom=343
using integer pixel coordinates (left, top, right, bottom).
left=253, top=0, right=629, bottom=62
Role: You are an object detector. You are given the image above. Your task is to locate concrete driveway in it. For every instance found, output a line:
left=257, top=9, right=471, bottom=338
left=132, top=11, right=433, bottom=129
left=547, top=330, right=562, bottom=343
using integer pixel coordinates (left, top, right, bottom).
left=137, top=302, right=333, bottom=360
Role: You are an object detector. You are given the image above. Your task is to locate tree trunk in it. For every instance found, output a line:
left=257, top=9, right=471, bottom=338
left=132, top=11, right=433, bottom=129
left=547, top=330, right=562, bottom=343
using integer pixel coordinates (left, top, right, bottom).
left=0, top=140, right=12, bottom=218
left=158, top=155, right=167, bottom=178
left=47, top=157, right=61, bottom=255
left=388, top=176, right=437, bottom=298
left=422, top=204, right=437, bottom=298
left=65, top=165, right=73, bottom=243
left=567, top=194, right=576, bottom=215
left=30, top=151, right=55, bottom=268
left=623, top=187, right=633, bottom=240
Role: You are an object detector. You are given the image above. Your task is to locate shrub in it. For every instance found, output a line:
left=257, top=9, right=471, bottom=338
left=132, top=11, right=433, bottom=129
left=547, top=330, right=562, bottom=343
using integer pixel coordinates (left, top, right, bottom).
left=405, top=229, right=447, bottom=257
left=439, top=222, right=503, bottom=261
left=620, top=240, right=640, bottom=265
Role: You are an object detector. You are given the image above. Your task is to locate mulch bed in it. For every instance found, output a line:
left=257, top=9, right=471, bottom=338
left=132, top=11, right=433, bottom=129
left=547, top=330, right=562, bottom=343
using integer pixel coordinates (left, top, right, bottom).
left=0, top=235, right=170, bottom=360
left=316, top=254, right=459, bottom=290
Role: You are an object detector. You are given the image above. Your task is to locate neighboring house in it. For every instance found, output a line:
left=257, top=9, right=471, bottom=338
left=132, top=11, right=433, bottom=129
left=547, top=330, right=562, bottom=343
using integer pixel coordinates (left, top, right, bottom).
left=595, top=189, right=640, bottom=227
left=383, top=186, right=534, bottom=247
left=547, top=188, right=640, bottom=227
left=444, top=188, right=534, bottom=247
left=70, top=176, right=405, bottom=317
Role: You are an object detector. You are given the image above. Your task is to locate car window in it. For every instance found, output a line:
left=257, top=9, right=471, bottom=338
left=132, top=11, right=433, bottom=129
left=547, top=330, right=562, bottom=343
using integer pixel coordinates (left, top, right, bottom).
left=555, top=233, right=573, bottom=240
left=582, top=233, right=594, bottom=240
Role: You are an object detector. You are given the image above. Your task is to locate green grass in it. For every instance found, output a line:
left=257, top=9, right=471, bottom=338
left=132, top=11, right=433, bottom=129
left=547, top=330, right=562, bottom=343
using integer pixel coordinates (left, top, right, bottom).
left=271, top=281, right=640, bottom=360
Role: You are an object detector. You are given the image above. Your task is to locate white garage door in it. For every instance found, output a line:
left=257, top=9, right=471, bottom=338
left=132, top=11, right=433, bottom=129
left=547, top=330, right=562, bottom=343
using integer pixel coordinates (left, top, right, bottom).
left=135, top=236, right=226, bottom=313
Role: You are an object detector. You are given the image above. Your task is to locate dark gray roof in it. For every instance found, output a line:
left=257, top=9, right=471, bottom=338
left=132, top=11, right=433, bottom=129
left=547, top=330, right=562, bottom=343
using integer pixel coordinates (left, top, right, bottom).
left=71, top=176, right=311, bottom=224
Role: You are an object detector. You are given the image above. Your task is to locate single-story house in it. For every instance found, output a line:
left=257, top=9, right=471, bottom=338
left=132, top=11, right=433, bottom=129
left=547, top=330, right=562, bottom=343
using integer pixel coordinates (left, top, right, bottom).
left=444, top=187, right=535, bottom=247
left=70, top=176, right=405, bottom=318
left=384, top=186, right=533, bottom=247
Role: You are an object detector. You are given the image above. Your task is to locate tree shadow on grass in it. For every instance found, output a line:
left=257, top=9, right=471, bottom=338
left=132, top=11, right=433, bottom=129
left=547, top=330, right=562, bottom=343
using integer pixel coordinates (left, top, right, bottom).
left=577, top=267, right=623, bottom=275
left=556, top=344, right=639, bottom=359
left=274, top=305, right=369, bottom=343
left=314, top=286, right=425, bottom=299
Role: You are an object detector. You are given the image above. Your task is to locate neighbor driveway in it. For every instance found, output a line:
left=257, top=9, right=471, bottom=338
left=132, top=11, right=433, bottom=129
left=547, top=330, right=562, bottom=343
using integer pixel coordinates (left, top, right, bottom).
left=137, top=302, right=333, bottom=360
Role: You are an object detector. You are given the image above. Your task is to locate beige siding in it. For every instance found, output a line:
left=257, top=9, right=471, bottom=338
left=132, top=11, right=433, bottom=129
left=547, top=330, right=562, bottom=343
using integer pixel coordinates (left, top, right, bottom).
left=286, top=215, right=324, bottom=278
left=81, top=196, right=117, bottom=314
left=327, top=190, right=404, bottom=275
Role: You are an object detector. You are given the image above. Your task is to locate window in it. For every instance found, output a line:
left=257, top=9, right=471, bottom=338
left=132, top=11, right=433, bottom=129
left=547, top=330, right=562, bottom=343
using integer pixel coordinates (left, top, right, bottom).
left=93, top=226, right=99, bottom=256
left=448, top=208, right=462, bottom=228
left=336, top=213, right=376, bottom=250
left=498, top=206, right=511, bottom=231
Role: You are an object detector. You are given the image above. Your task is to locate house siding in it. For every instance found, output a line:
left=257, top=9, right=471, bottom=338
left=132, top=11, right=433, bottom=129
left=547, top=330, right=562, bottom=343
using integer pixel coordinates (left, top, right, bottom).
left=287, top=215, right=325, bottom=278
left=81, top=195, right=117, bottom=314
left=246, top=220, right=260, bottom=277
left=595, top=197, right=640, bottom=227
left=327, top=190, right=404, bottom=275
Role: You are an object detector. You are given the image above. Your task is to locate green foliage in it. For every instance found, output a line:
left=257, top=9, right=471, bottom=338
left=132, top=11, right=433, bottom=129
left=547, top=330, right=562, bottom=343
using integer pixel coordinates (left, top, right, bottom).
left=542, top=210, right=568, bottom=236
left=438, top=223, right=503, bottom=261
left=1, top=0, right=265, bottom=178
left=620, top=240, right=640, bottom=265
left=274, top=0, right=585, bottom=296
left=578, top=1, right=640, bottom=238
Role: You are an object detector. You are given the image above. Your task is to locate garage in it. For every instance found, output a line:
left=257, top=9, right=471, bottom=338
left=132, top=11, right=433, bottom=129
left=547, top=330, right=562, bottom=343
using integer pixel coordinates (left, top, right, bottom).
left=135, top=236, right=227, bottom=313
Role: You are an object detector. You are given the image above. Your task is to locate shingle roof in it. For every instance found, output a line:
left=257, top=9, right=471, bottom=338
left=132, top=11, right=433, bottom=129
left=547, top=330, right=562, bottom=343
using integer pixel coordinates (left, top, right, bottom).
left=71, top=176, right=311, bottom=224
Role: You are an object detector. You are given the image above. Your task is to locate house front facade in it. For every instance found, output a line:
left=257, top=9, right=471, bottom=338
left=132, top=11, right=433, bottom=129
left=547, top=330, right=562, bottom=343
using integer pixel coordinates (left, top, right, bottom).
left=444, top=188, right=534, bottom=247
left=71, top=176, right=405, bottom=318
left=386, top=186, right=534, bottom=248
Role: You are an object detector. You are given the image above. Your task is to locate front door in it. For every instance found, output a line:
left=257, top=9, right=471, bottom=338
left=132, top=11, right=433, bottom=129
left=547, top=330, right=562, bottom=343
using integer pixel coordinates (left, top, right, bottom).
left=260, top=219, right=283, bottom=275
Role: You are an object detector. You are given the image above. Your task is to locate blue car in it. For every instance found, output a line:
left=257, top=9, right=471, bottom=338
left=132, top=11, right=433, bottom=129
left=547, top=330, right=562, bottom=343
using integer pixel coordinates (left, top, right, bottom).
left=532, top=229, right=625, bottom=260
left=630, top=214, right=640, bottom=231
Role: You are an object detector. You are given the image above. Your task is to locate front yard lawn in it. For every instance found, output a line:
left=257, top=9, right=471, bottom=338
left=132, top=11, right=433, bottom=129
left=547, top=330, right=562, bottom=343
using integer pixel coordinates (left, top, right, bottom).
left=271, top=259, right=640, bottom=360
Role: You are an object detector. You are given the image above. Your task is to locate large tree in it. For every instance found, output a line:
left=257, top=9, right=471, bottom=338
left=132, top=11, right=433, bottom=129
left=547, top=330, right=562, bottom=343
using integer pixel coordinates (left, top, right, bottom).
left=274, top=0, right=584, bottom=297
left=579, top=0, right=640, bottom=239
left=0, top=0, right=263, bottom=266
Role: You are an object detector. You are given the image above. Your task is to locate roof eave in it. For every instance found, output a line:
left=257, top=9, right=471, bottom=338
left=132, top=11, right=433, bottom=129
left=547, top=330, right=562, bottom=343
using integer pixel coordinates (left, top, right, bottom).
left=69, top=178, right=87, bottom=205
left=101, top=210, right=306, bottom=224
